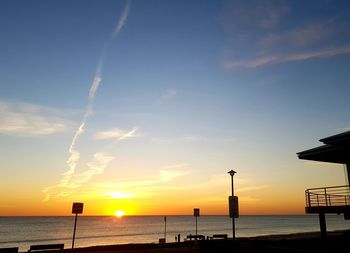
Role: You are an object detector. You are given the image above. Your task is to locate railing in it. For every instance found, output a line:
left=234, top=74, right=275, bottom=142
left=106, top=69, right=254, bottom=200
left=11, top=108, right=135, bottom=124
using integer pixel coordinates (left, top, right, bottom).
left=305, top=185, right=350, bottom=208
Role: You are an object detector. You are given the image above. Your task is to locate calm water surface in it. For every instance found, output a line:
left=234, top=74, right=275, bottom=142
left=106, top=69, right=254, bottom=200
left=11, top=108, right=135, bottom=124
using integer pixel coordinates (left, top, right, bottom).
left=0, top=215, right=349, bottom=251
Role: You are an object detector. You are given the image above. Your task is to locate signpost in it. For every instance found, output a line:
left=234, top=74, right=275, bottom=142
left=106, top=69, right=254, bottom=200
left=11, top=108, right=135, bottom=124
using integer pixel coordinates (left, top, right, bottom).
left=72, top=202, right=84, bottom=249
left=193, top=208, right=200, bottom=236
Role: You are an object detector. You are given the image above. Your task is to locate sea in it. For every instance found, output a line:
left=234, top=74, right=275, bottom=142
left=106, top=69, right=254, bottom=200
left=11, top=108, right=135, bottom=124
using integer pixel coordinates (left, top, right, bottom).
left=1, top=215, right=350, bottom=251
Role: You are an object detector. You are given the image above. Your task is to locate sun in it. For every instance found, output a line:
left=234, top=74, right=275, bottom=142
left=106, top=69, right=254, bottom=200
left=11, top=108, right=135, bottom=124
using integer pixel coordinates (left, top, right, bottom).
left=114, top=210, right=125, bottom=218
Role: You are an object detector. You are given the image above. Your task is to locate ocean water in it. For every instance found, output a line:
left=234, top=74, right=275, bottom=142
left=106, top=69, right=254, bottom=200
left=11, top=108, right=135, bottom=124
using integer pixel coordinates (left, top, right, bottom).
left=0, top=215, right=350, bottom=251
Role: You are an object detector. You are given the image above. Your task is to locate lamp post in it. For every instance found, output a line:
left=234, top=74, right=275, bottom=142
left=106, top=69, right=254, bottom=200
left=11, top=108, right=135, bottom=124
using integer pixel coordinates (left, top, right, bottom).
left=228, top=170, right=236, bottom=240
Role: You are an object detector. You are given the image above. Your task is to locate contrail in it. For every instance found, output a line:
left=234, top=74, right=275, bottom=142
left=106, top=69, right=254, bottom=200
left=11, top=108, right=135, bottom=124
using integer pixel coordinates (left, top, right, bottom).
left=64, top=62, right=102, bottom=187
left=43, top=0, right=131, bottom=202
left=113, top=0, right=131, bottom=37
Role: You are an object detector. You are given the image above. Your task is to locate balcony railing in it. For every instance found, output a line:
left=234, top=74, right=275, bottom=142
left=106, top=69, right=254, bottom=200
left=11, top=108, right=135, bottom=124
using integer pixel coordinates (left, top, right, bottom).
left=305, top=185, right=350, bottom=208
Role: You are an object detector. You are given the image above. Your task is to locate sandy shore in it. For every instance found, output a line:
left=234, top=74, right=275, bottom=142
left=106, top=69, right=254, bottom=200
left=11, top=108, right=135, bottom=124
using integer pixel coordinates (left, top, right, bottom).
left=19, top=230, right=350, bottom=253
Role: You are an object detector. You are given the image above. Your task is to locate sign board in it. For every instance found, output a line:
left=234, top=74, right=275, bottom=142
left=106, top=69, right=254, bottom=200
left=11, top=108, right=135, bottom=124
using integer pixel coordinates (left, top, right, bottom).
left=72, top=202, right=84, bottom=214
left=194, top=208, right=200, bottom=217
left=229, top=196, right=239, bottom=218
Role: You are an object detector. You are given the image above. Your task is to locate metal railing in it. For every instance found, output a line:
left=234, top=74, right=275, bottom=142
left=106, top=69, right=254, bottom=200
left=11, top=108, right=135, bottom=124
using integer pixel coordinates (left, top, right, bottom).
left=305, top=185, right=350, bottom=208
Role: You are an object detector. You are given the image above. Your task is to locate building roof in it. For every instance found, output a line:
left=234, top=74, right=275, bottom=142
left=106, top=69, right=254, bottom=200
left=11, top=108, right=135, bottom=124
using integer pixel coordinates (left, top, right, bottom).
left=297, top=131, right=350, bottom=164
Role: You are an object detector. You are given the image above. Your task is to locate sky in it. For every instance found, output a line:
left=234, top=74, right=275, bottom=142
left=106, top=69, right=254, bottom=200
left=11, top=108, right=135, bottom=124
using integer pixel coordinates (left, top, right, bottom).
left=1, top=0, right=350, bottom=216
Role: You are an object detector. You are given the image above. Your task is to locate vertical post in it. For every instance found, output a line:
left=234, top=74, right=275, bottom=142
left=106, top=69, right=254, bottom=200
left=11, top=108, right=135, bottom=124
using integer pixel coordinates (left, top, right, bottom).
left=193, top=208, right=200, bottom=237
left=71, top=202, right=84, bottom=249
left=318, top=212, right=327, bottom=238
left=164, top=216, right=167, bottom=242
left=228, top=170, right=236, bottom=240
left=346, top=164, right=350, bottom=186
left=231, top=175, right=235, bottom=240
left=72, top=213, right=78, bottom=249
left=345, top=195, right=348, bottom=206
left=231, top=175, right=234, bottom=197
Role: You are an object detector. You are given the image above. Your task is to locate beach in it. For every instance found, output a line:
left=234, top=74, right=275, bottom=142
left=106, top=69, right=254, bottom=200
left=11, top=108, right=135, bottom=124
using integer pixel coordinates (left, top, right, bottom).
left=19, top=230, right=348, bottom=253
left=2, top=215, right=350, bottom=252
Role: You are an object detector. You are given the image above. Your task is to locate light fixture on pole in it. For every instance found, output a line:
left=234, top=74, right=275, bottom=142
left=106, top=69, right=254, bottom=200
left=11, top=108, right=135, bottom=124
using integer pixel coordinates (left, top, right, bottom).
left=228, top=170, right=238, bottom=240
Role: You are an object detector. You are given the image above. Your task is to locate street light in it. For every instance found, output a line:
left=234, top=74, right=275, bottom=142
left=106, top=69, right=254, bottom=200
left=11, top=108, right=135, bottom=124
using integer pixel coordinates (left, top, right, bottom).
left=228, top=170, right=236, bottom=240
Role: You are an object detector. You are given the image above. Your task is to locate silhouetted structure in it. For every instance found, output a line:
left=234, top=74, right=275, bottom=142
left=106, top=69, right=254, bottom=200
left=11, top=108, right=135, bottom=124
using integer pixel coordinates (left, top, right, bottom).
left=297, top=131, right=350, bottom=237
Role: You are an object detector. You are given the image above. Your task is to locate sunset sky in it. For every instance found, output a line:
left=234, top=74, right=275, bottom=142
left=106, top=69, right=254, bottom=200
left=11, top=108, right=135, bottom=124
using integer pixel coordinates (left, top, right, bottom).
left=1, top=0, right=350, bottom=216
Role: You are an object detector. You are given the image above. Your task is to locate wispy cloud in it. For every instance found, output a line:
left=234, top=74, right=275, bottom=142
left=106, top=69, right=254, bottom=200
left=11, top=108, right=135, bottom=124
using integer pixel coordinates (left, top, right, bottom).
left=260, top=19, right=338, bottom=50
left=88, top=63, right=103, bottom=101
left=112, top=0, right=131, bottom=37
left=0, top=101, right=71, bottom=136
left=224, top=46, right=350, bottom=69
left=99, top=166, right=190, bottom=188
left=43, top=152, right=114, bottom=201
left=75, top=166, right=191, bottom=200
left=94, top=127, right=139, bottom=140
left=43, top=1, right=131, bottom=201
left=64, top=64, right=102, bottom=195
left=222, top=1, right=350, bottom=70
left=103, top=191, right=135, bottom=199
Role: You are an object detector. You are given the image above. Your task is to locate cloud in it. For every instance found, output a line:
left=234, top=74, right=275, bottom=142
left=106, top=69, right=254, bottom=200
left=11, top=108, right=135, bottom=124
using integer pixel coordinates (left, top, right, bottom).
left=43, top=152, right=114, bottom=201
left=222, top=1, right=350, bottom=71
left=104, top=166, right=190, bottom=187
left=260, top=19, right=338, bottom=50
left=0, top=101, right=71, bottom=136
left=71, top=165, right=191, bottom=200
left=94, top=127, right=139, bottom=140
left=112, top=0, right=131, bottom=37
left=103, top=191, right=135, bottom=199
left=224, top=46, right=350, bottom=69
left=77, top=152, right=114, bottom=183
left=159, top=169, right=190, bottom=182
left=44, top=1, right=133, bottom=202
left=288, top=21, right=336, bottom=47
left=88, top=63, right=102, bottom=101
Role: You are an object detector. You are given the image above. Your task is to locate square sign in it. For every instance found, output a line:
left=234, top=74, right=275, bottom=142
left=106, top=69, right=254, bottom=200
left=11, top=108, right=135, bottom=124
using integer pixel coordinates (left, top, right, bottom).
left=194, top=208, right=200, bottom=217
left=72, top=202, right=84, bottom=214
left=229, top=196, right=239, bottom=218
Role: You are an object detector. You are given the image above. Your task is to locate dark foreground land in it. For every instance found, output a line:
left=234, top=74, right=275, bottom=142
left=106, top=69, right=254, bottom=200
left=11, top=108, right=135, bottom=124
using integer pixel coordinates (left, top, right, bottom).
left=22, top=230, right=350, bottom=253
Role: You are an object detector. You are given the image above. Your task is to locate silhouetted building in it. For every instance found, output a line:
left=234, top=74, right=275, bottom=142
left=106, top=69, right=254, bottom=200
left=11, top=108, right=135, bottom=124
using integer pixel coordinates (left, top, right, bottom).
left=297, top=131, right=350, bottom=237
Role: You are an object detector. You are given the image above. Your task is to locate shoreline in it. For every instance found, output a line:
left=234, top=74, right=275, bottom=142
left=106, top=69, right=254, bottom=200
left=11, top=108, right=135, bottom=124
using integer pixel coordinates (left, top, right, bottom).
left=13, top=229, right=350, bottom=253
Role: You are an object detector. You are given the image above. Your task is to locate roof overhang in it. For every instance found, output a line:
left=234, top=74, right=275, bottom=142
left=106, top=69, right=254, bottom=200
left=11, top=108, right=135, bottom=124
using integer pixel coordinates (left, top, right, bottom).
left=297, top=144, right=349, bottom=164
left=297, top=131, right=350, bottom=164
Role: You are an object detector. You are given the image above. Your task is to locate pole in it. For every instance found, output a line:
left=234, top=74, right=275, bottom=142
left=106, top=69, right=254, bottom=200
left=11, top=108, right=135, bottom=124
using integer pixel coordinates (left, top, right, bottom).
left=72, top=213, right=78, bottom=249
left=195, top=216, right=198, bottom=236
left=319, top=212, right=327, bottom=238
left=231, top=174, right=235, bottom=240
left=164, top=216, right=167, bottom=242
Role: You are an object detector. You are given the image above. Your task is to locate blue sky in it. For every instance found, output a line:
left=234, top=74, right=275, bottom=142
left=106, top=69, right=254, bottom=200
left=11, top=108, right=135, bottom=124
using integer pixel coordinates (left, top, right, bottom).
left=1, top=0, right=350, bottom=215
